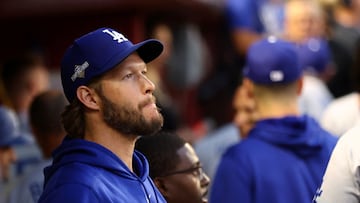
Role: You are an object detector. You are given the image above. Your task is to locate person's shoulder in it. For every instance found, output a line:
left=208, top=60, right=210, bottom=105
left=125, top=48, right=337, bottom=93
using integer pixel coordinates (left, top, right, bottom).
left=39, top=182, right=99, bottom=203
left=339, top=124, right=360, bottom=144
left=325, top=93, right=358, bottom=112
left=221, top=136, right=258, bottom=159
left=40, top=163, right=107, bottom=202
left=194, top=123, right=240, bottom=151
left=302, top=76, right=333, bottom=97
left=303, top=75, right=328, bottom=88
left=308, top=118, right=338, bottom=142
left=47, top=162, right=96, bottom=182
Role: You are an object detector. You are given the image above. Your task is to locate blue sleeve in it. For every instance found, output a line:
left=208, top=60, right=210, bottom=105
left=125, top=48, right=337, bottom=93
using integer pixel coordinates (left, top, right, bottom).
left=209, top=150, right=252, bottom=203
left=225, top=0, right=263, bottom=32
left=38, top=184, right=99, bottom=203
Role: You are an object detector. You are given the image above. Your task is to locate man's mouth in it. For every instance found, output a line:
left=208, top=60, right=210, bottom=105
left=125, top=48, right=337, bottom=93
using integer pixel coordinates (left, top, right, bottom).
left=139, top=97, right=156, bottom=109
left=202, top=190, right=209, bottom=203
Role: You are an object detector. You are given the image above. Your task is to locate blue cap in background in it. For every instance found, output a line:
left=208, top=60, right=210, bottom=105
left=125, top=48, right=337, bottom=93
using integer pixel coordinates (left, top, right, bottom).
left=0, top=106, right=32, bottom=147
left=296, top=38, right=331, bottom=74
left=243, top=36, right=302, bottom=84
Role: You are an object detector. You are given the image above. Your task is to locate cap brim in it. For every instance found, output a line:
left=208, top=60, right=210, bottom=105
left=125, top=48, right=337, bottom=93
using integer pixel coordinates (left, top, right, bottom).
left=60, top=37, right=163, bottom=103
left=98, top=39, right=163, bottom=77
left=135, top=39, right=164, bottom=63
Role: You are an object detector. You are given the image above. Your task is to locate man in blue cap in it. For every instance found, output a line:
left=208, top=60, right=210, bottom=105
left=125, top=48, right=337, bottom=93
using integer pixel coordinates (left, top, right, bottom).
left=210, top=36, right=338, bottom=203
left=38, top=27, right=166, bottom=203
left=296, top=38, right=334, bottom=121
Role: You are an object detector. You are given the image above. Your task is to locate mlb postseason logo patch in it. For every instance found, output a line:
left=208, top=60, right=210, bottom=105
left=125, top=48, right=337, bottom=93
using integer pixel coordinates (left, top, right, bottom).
left=71, top=61, right=89, bottom=82
left=102, top=29, right=128, bottom=43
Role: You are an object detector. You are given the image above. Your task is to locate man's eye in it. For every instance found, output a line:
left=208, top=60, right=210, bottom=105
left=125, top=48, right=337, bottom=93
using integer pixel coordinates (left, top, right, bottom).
left=124, top=74, right=133, bottom=79
left=193, top=167, right=202, bottom=177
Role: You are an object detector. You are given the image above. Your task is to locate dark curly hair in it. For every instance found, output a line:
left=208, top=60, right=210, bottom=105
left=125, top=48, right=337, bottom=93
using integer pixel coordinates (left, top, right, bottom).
left=135, top=131, right=185, bottom=179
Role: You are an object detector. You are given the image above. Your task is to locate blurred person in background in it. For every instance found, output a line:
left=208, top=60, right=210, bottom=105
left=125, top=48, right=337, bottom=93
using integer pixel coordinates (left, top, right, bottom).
left=318, top=0, right=360, bottom=98
left=281, top=0, right=334, bottom=121
left=0, top=52, right=49, bottom=196
left=1, top=52, right=50, bottom=134
left=145, top=20, right=181, bottom=132
left=136, top=131, right=210, bottom=203
left=194, top=122, right=239, bottom=188
left=210, top=37, right=337, bottom=203
left=7, top=90, right=67, bottom=203
left=209, top=0, right=286, bottom=139
left=145, top=18, right=210, bottom=145
left=195, top=0, right=285, bottom=184
left=313, top=122, right=360, bottom=202
left=0, top=106, right=34, bottom=202
left=282, top=0, right=327, bottom=43
left=225, top=0, right=286, bottom=56
left=320, top=39, right=360, bottom=136
left=296, top=38, right=334, bottom=121
left=194, top=82, right=259, bottom=193
left=195, top=82, right=259, bottom=183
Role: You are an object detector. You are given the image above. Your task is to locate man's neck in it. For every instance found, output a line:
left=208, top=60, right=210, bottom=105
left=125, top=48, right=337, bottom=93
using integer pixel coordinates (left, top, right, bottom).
left=256, top=101, right=300, bottom=120
left=84, top=120, right=137, bottom=172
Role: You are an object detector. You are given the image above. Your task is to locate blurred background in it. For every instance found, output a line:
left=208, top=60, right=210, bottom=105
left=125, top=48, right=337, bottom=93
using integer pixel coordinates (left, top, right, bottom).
left=1, top=0, right=359, bottom=143
left=2, top=0, right=360, bottom=199
left=0, top=0, right=241, bottom=143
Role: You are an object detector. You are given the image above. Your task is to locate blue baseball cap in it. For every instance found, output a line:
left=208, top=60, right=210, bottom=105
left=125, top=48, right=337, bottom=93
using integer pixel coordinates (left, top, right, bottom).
left=0, top=106, right=32, bottom=147
left=61, top=27, right=164, bottom=102
left=243, top=36, right=302, bottom=84
left=296, top=38, right=330, bottom=74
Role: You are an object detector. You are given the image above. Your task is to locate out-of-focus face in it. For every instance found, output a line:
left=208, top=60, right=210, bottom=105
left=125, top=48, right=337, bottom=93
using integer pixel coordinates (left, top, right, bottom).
left=354, top=0, right=360, bottom=11
left=29, top=65, right=50, bottom=96
left=158, top=143, right=210, bottom=203
left=232, top=85, right=257, bottom=138
left=150, top=23, right=173, bottom=67
left=96, top=53, right=163, bottom=136
left=284, top=0, right=324, bottom=42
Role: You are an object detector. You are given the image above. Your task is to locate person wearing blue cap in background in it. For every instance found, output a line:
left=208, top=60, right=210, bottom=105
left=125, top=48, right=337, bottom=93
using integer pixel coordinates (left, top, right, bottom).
left=297, top=38, right=334, bottom=121
left=38, top=27, right=166, bottom=203
left=209, top=36, right=338, bottom=203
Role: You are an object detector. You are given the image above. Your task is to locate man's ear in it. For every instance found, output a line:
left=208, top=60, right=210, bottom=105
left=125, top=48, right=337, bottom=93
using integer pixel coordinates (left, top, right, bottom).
left=153, top=177, right=168, bottom=198
left=242, top=78, right=254, bottom=98
left=76, top=86, right=100, bottom=110
left=296, top=76, right=304, bottom=96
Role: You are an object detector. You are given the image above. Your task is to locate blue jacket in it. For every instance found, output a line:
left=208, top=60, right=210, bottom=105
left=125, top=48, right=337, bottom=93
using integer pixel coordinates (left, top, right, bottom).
left=210, top=115, right=337, bottom=203
left=38, top=137, right=166, bottom=203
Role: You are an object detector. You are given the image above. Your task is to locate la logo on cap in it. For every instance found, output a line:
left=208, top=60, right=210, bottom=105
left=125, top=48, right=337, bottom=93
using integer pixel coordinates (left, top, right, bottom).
left=270, top=70, right=284, bottom=82
left=102, top=29, right=129, bottom=43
